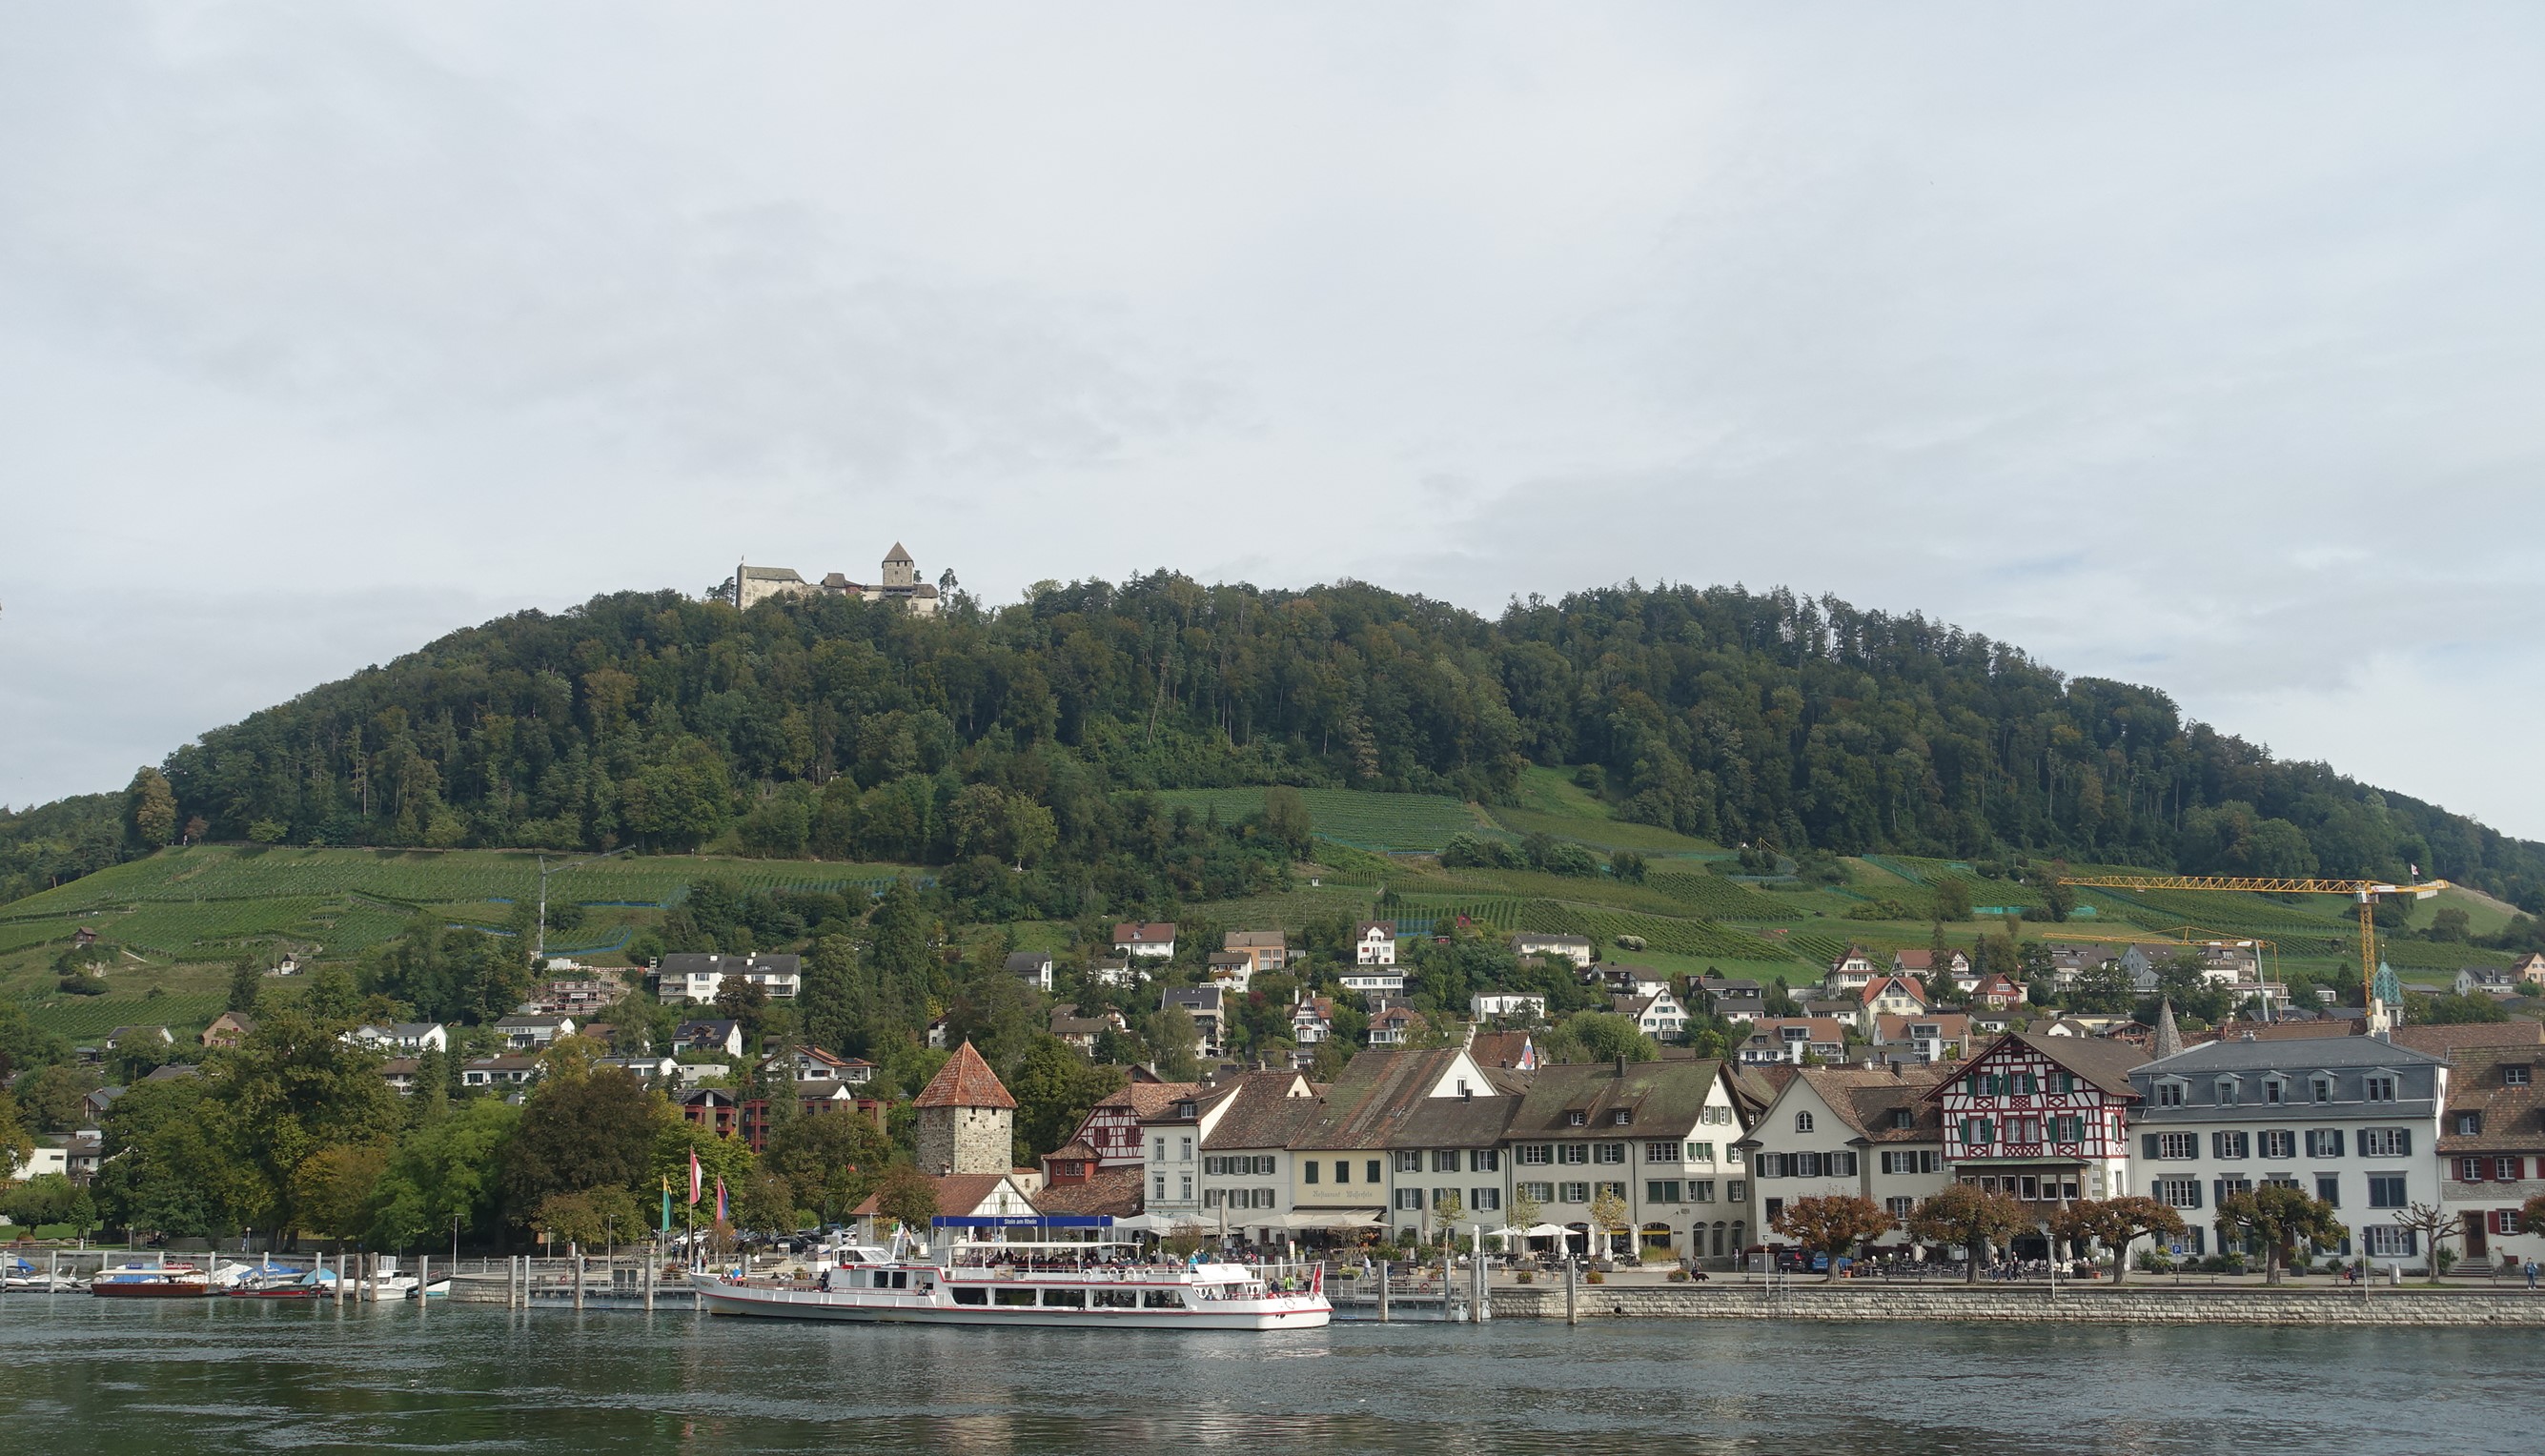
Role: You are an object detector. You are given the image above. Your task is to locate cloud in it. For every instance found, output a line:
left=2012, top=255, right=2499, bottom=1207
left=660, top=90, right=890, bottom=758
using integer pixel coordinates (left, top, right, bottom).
left=3, top=3, right=2543, bottom=838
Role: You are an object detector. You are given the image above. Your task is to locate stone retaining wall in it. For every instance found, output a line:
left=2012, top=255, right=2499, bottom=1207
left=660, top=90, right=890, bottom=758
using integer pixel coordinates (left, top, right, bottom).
left=1483, top=1284, right=2545, bottom=1325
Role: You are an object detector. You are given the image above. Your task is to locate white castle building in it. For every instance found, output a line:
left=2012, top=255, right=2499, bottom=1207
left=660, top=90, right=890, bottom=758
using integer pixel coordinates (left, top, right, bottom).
left=735, top=543, right=942, bottom=616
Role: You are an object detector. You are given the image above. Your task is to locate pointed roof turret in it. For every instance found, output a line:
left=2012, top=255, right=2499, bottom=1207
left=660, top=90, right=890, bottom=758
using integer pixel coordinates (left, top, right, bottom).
left=2149, top=998, right=2184, bottom=1062
left=884, top=541, right=913, bottom=563
left=912, top=1041, right=1015, bottom=1109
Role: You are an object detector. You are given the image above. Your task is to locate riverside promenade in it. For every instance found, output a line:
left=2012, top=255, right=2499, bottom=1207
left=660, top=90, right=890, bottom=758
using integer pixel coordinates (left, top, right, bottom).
left=1329, top=1262, right=2545, bottom=1325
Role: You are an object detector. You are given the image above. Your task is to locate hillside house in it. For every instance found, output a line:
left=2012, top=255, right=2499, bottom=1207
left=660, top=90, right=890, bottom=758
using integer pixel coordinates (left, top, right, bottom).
left=461, top=1055, right=542, bottom=1089
left=104, top=1025, right=173, bottom=1052
left=760, top=1044, right=875, bottom=1089
left=1823, top=946, right=1883, bottom=996
left=1339, top=966, right=1408, bottom=997
left=1114, top=921, right=1179, bottom=960
left=1160, top=986, right=1225, bottom=1059
left=2456, top=967, right=2519, bottom=997
left=1004, top=951, right=1055, bottom=993
left=352, top=1021, right=448, bottom=1054
left=1614, top=989, right=1688, bottom=1040
left=1368, top=1004, right=1424, bottom=1046
left=1049, top=1003, right=1123, bottom=1055
left=1355, top=922, right=1398, bottom=967
left=1871, top=1013, right=1970, bottom=1063
left=674, top=1020, right=744, bottom=1058
left=1972, top=974, right=2024, bottom=1010
left=495, top=1015, right=575, bottom=1050
left=2514, top=952, right=2545, bottom=985
left=1089, top=957, right=1150, bottom=988
left=1472, top=992, right=1549, bottom=1021
left=1224, top=931, right=1293, bottom=975
left=1511, top=932, right=1593, bottom=968
left=1738, top=1018, right=1851, bottom=1065
left=1206, top=952, right=1254, bottom=992
left=1894, top=947, right=1974, bottom=989
left=1700, top=976, right=1767, bottom=1022
left=1857, top=976, right=1930, bottom=1022
left=654, top=953, right=802, bottom=1004
left=521, top=975, right=624, bottom=1017
left=1290, top=995, right=1336, bottom=1049
left=199, top=1012, right=256, bottom=1049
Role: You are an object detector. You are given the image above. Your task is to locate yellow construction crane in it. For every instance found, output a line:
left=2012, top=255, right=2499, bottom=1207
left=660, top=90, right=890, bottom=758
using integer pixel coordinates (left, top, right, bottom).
left=2054, top=875, right=2453, bottom=1026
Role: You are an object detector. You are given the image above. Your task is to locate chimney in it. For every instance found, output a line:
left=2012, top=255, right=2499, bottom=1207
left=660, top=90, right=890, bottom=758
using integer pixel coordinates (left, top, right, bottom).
left=1615, top=1054, right=1628, bottom=1077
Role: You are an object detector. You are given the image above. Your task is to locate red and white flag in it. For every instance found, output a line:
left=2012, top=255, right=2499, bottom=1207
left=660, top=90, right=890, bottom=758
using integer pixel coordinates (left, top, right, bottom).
left=688, top=1149, right=703, bottom=1206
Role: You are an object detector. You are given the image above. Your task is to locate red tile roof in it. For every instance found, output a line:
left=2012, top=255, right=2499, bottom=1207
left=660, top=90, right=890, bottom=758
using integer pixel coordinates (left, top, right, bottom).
left=912, top=1041, right=1016, bottom=1109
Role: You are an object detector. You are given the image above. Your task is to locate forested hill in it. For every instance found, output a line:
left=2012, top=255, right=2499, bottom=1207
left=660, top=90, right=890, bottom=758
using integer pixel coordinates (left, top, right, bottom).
left=10, top=576, right=2543, bottom=910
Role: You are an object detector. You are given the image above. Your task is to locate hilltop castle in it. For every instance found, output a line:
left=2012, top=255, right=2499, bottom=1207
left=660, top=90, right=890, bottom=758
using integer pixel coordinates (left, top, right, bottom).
left=735, top=543, right=942, bottom=616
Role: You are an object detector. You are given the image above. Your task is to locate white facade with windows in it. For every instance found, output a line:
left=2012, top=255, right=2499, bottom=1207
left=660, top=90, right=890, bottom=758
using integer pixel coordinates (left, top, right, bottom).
left=2128, top=1035, right=2449, bottom=1268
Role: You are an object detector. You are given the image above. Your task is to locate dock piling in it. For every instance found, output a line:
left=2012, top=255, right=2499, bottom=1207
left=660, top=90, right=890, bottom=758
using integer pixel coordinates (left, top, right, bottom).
left=1376, top=1262, right=1391, bottom=1323
left=1564, top=1257, right=1578, bottom=1325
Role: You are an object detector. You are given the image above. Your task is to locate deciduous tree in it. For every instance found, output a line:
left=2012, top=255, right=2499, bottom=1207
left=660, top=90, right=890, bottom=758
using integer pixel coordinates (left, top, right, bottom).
left=2217, top=1186, right=2348, bottom=1283
left=1905, top=1184, right=2032, bottom=1284
left=2046, top=1196, right=2186, bottom=1284
left=1770, top=1195, right=1894, bottom=1278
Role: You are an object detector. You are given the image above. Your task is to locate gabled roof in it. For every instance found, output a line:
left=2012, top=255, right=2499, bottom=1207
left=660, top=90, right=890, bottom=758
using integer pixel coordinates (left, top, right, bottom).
left=1199, top=1073, right=1322, bottom=1149
left=1113, top=921, right=1178, bottom=943
left=1937, top=1030, right=2149, bottom=1100
left=913, top=1041, right=1016, bottom=1110
left=1507, top=1058, right=1729, bottom=1139
left=1003, top=951, right=1054, bottom=974
left=1468, top=1030, right=1535, bottom=1069
left=2439, top=1044, right=2545, bottom=1153
left=1294, top=1049, right=1473, bottom=1150
left=1030, top=1166, right=1142, bottom=1218
left=850, top=1172, right=1024, bottom=1220
left=1094, top=1081, right=1201, bottom=1117
left=2391, top=1021, right=2545, bottom=1056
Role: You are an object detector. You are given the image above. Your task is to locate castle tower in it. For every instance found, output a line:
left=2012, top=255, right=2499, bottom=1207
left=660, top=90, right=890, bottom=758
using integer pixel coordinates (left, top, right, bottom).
left=881, top=541, right=916, bottom=589
left=912, top=1041, right=1015, bottom=1175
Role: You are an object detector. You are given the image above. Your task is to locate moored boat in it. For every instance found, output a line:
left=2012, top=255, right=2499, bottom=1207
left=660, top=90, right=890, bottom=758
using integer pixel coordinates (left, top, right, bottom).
left=91, top=1263, right=214, bottom=1299
left=690, top=1216, right=1330, bottom=1331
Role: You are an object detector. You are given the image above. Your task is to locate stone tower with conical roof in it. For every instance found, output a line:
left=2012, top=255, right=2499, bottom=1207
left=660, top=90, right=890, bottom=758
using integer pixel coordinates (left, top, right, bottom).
left=913, top=1041, right=1016, bottom=1175
left=881, top=541, right=917, bottom=589
left=2149, top=998, right=2184, bottom=1062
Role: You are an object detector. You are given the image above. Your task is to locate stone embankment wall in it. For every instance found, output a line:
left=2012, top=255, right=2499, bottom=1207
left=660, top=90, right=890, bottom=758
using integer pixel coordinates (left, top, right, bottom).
left=1483, top=1284, right=2545, bottom=1325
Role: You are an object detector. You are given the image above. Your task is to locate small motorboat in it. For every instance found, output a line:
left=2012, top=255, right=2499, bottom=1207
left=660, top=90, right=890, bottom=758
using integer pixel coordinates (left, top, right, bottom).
left=405, top=1277, right=451, bottom=1301
left=224, top=1264, right=326, bottom=1299
left=2, top=1256, right=81, bottom=1293
left=91, top=1263, right=214, bottom=1299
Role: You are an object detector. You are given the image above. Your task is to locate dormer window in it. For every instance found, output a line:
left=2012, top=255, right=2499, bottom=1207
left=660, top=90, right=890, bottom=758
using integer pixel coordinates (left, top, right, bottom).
left=1892, top=1109, right=1915, bottom=1130
left=2214, top=1079, right=2239, bottom=1106
left=2155, top=1082, right=2185, bottom=1107
left=1612, top=1109, right=1632, bottom=1126
left=2262, top=1078, right=2286, bottom=1105
left=1174, top=1102, right=1196, bottom=1119
left=1567, top=1110, right=1588, bottom=1127
left=2311, top=1078, right=2334, bottom=1103
left=2454, top=1112, right=2482, bottom=1136
left=2364, top=1076, right=2398, bottom=1102
left=2507, top=1065, right=2534, bottom=1087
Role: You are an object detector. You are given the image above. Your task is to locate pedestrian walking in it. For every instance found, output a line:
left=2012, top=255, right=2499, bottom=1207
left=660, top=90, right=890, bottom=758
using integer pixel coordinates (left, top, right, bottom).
left=2524, top=1259, right=2537, bottom=1290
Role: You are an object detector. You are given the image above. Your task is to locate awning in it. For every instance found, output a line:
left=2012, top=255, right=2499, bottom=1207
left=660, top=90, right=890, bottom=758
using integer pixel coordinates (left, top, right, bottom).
left=1278, top=1209, right=1385, bottom=1230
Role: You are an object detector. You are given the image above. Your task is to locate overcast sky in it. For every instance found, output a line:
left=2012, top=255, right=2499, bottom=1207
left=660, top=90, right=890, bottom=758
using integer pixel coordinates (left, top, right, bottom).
left=6, top=3, right=2543, bottom=839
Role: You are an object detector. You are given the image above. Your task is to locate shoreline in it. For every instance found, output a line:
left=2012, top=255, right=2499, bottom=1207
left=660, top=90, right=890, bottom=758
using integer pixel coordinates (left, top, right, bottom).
left=1467, top=1284, right=2545, bottom=1325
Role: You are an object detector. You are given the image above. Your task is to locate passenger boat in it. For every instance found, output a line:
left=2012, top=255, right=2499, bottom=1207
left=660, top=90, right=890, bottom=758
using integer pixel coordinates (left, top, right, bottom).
left=90, top=1263, right=214, bottom=1299
left=689, top=1216, right=1330, bottom=1331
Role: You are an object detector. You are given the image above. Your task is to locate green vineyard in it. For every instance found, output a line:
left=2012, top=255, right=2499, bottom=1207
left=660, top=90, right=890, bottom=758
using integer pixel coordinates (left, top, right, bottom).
left=1145, top=788, right=1487, bottom=853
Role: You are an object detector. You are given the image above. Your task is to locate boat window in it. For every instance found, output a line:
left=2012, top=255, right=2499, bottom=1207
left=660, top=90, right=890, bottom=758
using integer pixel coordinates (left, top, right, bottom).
left=1041, top=1288, right=1087, bottom=1307
left=889, top=1271, right=908, bottom=1289
left=1093, top=1289, right=1138, bottom=1309
left=1141, top=1289, right=1186, bottom=1309
left=994, top=1288, right=1037, bottom=1306
left=951, top=1287, right=987, bottom=1305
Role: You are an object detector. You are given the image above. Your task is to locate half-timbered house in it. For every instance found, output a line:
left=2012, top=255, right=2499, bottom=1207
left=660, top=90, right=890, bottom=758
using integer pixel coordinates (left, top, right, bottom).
left=1930, top=1031, right=2148, bottom=1220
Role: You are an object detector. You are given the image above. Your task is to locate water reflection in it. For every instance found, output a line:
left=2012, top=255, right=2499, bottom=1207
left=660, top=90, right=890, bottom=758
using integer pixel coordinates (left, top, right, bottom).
left=0, top=1299, right=2530, bottom=1455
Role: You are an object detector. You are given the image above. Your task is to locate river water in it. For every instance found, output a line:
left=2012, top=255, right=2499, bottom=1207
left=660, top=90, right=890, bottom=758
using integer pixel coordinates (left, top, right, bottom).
left=0, top=1298, right=2529, bottom=1454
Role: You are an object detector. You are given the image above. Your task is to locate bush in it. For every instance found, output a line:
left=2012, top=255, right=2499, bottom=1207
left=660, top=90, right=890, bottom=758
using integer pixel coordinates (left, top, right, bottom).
left=1666, top=1268, right=1689, bottom=1282
left=1515, top=1269, right=1536, bottom=1284
left=56, top=975, right=105, bottom=996
left=1584, top=1270, right=1606, bottom=1284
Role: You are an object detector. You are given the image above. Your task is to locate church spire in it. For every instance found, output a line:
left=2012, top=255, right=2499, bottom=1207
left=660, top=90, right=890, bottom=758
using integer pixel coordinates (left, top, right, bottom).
left=2149, top=997, right=2184, bottom=1061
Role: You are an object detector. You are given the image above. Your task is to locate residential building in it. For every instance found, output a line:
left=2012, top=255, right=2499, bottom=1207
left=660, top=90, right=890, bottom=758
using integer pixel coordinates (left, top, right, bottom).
left=494, top=1015, right=576, bottom=1050
left=1614, top=989, right=1688, bottom=1040
left=104, top=1025, right=173, bottom=1052
left=673, top=1020, right=744, bottom=1058
left=1064, top=1080, right=1201, bottom=1170
left=654, top=952, right=803, bottom=1004
left=1224, top=930, right=1293, bottom=976
left=1871, top=1013, right=1970, bottom=1064
left=678, top=1086, right=741, bottom=1138
left=2456, top=967, right=2519, bottom=998
left=1856, top=976, right=1930, bottom=1023
left=1472, top=992, right=1549, bottom=1021
left=1937, top=1031, right=2147, bottom=1221
left=199, top=1012, right=255, bottom=1050
left=1048, top=1003, right=1122, bottom=1055
left=1160, top=985, right=1226, bottom=1059
left=2047, top=944, right=2120, bottom=990
left=1823, top=946, right=1883, bottom=996
left=460, top=1055, right=542, bottom=1089
left=2436, top=1043, right=2543, bottom=1268
left=378, top=1058, right=423, bottom=1096
left=1206, top=952, right=1255, bottom=992
left=1005, top=951, right=1055, bottom=993
left=1035, top=1141, right=1145, bottom=1221
left=1893, top=947, right=1973, bottom=986
left=1089, top=957, right=1150, bottom=988
left=1511, top=932, right=1593, bottom=968
left=1291, top=995, right=1336, bottom=1050
left=2513, top=952, right=2545, bottom=986
left=1339, top=966, right=1408, bottom=997
left=849, top=1173, right=1037, bottom=1245
left=739, top=1085, right=889, bottom=1154
left=1368, top=1004, right=1424, bottom=1046
left=1698, top=976, right=1767, bottom=1022
left=1113, top=921, right=1179, bottom=960
left=913, top=1042, right=1017, bottom=1177
left=1195, top=1072, right=1323, bottom=1243
left=1971, top=974, right=2024, bottom=1010
left=1354, top=921, right=1398, bottom=966
left=1139, top=1084, right=1227, bottom=1229
left=1741, top=1065, right=1954, bottom=1244
left=352, top=1021, right=449, bottom=1055
left=521, top=975, right=625, bottom=1017
left=1736, top=1017, right=1851, bottom=1065
left=1504, top=1056, right=1756, bottom=1263
left=1282, top=1047, right=1503, bottom=1244
left=759, top=1044, right=875, bottom=1089
left=2130, top=1032, right=2449, bottom=1267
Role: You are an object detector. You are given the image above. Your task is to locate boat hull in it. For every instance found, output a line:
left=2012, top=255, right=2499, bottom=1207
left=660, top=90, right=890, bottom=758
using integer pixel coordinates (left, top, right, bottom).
left=690, top=1275, right=1331, bottom=1330
left=92, top=1282, right=213, bottom=1299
